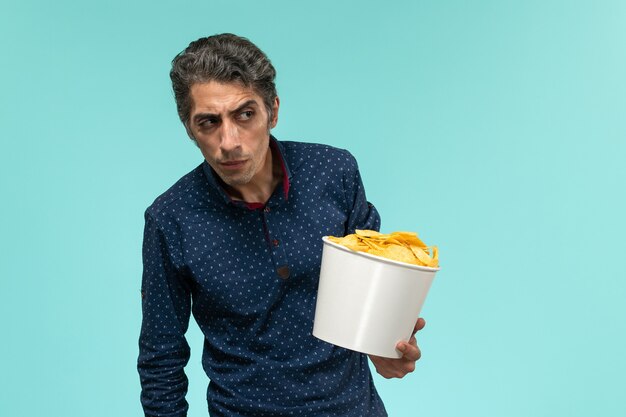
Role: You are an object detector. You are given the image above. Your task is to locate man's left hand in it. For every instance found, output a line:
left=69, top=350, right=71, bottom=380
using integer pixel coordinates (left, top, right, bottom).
left=368, top=317, right=426, bottom=379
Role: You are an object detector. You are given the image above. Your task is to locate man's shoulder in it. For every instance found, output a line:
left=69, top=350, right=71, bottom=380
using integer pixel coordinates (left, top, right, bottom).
left=279, top=140, right=358, bottom=172
left=145, top=163, right=206, bottom=219
left=280, top=140, right=354, bottom=158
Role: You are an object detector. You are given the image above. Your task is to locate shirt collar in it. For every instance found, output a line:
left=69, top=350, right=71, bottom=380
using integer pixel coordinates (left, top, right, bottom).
left=201, top=135, right=291, bottom=209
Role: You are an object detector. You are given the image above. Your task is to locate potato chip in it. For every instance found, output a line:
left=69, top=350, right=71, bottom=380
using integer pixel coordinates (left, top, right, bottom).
left=380, top=245, right=418, bottom=265
left=410, top=245, right=433, bottom=265
left=327, top=234, right=368, bottom=251
left=355, top=229, right=382, bottom=238
left=327, top=229, right=439, bottom=268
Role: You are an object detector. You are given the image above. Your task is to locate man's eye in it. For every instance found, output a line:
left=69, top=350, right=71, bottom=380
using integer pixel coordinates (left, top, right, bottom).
left=239, top=110, right=254, bottom=120
left=199, top=118, right=217, bottom=127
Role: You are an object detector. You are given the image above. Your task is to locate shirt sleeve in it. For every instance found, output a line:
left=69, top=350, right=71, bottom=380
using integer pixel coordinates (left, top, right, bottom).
left=344, top=154, right=381, bottom=234
left=138, top=211, right=192, bottom=417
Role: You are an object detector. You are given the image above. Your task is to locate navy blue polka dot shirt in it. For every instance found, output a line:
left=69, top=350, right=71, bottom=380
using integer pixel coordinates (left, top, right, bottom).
left=138, top=137, right=386, bottom=416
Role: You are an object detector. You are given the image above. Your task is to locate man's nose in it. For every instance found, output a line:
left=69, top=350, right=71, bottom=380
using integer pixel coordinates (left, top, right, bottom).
left=219, top=119, right=241, bottom=152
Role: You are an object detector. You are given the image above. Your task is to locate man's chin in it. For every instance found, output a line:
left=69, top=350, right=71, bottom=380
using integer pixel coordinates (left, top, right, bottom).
left=218, top=171, right=254, bottom=187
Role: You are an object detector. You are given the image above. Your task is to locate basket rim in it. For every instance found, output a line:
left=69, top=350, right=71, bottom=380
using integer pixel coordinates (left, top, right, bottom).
left=322, top=236, right=441, bottom=272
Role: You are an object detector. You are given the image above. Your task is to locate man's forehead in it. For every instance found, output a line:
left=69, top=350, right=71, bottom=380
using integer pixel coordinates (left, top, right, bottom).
left=189, top=81, right=261, bottom=113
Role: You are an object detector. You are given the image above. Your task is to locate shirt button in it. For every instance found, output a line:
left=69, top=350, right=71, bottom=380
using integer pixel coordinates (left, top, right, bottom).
left=272, top=239, right=279, bottom=247
left=264, top=206, right=271, bottom=213
left=277, top=265, right=290, bottom=279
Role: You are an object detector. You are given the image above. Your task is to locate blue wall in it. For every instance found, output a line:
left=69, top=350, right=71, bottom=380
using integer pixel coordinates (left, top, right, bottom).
left=1, top=1, right=625, bottom=416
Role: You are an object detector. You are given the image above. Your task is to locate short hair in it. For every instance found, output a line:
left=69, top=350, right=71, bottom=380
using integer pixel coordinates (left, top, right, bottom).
left=170, top=33, right=278, bottom=132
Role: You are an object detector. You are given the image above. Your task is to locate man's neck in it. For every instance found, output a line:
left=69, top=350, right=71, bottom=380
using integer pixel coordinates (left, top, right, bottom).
left=223, top=145, right=283, bottom=204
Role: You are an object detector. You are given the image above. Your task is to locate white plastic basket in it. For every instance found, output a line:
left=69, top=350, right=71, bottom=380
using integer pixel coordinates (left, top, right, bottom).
left=313, top=236, right=439, bottom=358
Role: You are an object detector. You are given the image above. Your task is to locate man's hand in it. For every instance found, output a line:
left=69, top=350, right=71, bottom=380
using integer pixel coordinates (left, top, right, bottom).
left=368, top=318, right=426, bottom=379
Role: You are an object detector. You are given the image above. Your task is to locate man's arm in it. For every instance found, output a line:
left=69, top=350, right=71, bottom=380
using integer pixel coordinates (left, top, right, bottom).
left=138, top=211, right=192, bottom=417
left=343, top=153, right=381, bottom=234
left=342, top=153, right=425, bottom=378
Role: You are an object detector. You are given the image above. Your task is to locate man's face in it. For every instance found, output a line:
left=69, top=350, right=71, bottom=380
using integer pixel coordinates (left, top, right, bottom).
left=186, top=81, right=279, bottom=188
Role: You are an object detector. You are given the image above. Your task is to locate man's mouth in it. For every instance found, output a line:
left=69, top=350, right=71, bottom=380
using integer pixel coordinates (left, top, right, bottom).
left=220, top=160, right=248, bottom=170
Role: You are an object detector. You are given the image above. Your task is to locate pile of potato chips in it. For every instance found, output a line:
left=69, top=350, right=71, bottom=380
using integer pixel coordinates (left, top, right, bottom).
left=327, top=229, right=439, bottom=268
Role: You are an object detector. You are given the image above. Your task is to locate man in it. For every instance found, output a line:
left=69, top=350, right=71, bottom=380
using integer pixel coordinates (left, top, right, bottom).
left=138, top=33, right=425, bottom=417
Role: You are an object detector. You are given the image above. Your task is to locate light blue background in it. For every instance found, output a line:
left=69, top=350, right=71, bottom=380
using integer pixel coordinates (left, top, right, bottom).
left=1, top=1, right=625, bottom=416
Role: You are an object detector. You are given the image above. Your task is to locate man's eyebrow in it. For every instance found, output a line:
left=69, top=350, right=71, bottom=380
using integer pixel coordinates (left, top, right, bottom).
left=193, top=112, right=216, bottom=123
left=229, top=99, right=259, bottom=115
left=192, top=99, right=259, bottom=124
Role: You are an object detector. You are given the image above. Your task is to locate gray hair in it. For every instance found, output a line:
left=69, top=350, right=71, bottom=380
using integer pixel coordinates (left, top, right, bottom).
left=170, top=33, right=278, bottom=132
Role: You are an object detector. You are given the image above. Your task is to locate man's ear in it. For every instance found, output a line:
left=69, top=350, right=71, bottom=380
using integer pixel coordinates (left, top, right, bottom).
left=184, top=123, right=200, bottom=147
left=184, top=122, right=194, bottom=139
left=270, top=96, right=280, bottom=129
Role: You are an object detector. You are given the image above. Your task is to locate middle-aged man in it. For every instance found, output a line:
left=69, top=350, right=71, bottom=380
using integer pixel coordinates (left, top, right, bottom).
left=138, top=33, right=425, bottom=417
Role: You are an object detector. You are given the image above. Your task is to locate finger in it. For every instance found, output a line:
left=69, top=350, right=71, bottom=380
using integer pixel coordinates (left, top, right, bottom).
left=397, top=335, right=417, bottom=351
left=413, top=317, right=426, bottom=334
left=399, top=342, right=421, bottom=362
left=397, top=341, right=420, bottom=361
